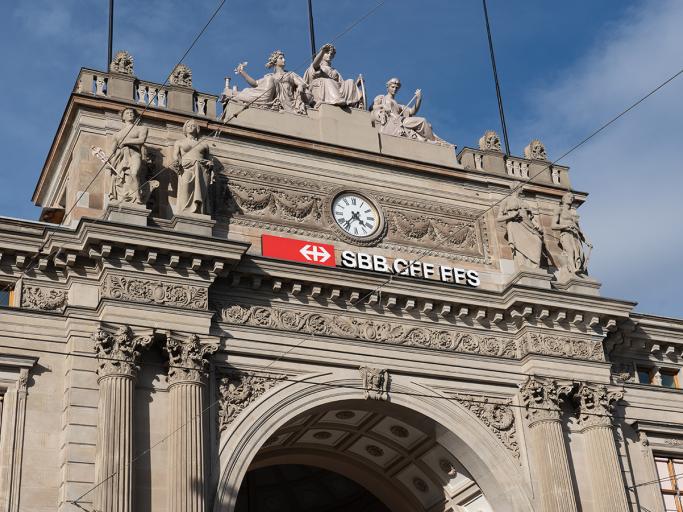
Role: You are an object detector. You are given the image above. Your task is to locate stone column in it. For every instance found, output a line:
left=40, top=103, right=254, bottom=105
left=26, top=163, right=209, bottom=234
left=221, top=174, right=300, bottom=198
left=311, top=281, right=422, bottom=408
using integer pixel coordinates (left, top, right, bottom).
left=92, top=326, right=153, bottom=512
left=164, top=334, right=217, bottom=512
left=574, top=383, right=630, bottom=512
left=519, top=377, right=578, bottom=512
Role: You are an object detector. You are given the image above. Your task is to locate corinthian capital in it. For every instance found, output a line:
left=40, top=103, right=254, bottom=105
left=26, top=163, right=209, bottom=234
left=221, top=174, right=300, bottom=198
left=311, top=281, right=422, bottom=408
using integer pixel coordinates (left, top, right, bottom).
left=165, top=334, right=218, bottom=385
left=92, top=325, right=154, bottom=378
left=519, top=376, right=571, bottom=425
left=574, top=383, right=623, bottom=429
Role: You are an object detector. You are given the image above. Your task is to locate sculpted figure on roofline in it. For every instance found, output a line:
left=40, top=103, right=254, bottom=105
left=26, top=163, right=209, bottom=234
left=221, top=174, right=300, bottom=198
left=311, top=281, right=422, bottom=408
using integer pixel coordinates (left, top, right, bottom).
left=304, top=43, right=365, bottom=108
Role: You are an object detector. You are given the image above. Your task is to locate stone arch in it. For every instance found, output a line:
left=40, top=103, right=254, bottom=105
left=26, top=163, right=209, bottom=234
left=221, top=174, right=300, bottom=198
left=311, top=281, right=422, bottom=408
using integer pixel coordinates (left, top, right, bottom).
left=213, top=370, right=533, bottom=511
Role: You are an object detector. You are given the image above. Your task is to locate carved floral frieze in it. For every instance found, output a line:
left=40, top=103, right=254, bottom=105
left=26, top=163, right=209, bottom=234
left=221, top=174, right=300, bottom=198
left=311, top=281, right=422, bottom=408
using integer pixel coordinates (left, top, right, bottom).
left=217, top=372, right=283, bottom=431
left=452, top=394, right=519, bottom=458
left=520, top=332, right=604, bottom=362
left=228, top=183, right=323, bottom=223
left=101, top=275, right=208, bottom=310
left=21, top=286, right=67, bottom=312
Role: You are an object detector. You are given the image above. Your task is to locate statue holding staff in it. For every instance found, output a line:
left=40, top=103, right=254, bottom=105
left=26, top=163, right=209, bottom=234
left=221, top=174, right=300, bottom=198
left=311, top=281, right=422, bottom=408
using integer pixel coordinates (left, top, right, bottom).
left=370, top=78, right=436, bottom=142
left=109, top=108, right=149, bottom=204
left=551, top=192, right=593, bottom=275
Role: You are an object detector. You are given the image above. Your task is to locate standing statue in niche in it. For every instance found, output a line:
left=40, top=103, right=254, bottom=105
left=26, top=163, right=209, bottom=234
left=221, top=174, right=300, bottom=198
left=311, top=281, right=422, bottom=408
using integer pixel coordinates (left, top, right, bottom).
left=229, top=50, right=308, bottom=114
left=370, top=78, right=437, bottom=142
left=551, top=192, right=592, bottom=276
left=109, top=108, right=152, bottom=205
left=172, top=119, right=214, bottom=215
left=497, top=187, right=544, bottom=269
left=304, top=43, right=365, bottom=108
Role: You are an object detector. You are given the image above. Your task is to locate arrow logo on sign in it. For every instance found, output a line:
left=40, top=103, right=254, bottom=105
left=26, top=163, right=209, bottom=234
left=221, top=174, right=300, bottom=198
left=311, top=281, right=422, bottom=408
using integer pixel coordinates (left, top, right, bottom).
left=299, top=244, right=331, bottom=263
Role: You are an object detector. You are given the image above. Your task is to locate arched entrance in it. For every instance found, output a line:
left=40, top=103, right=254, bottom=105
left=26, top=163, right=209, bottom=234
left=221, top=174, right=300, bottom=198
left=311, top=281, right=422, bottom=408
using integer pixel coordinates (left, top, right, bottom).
left=214, top=372, right=533, bottom=511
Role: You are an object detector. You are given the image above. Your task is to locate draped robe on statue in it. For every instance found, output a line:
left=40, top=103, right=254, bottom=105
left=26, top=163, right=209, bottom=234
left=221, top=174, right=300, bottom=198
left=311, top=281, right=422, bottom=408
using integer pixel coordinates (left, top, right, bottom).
left=176, top=153, right=212, bottom=215
left=499, top=195, right=543, bottom=267
left=232, top=72, right=306, bottom=114
left=304, top=64, right=362, bottom=107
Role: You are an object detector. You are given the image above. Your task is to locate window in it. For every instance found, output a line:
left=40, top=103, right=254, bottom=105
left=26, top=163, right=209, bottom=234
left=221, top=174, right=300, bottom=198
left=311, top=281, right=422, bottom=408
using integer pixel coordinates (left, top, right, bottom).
left=0, top=286, right=13, bottom=307
left=637, top=367, right=680, bottom=389
left=637, top=367, right=652, bottom=384
left=657, top=456, right=683, bottom=511
left=661, top=370, right=680, bottom=390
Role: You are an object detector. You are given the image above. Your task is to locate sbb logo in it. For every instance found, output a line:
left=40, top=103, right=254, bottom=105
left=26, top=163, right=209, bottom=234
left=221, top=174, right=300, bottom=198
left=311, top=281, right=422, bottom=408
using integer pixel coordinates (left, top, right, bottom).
left=261, top=235, right=336, bottom=267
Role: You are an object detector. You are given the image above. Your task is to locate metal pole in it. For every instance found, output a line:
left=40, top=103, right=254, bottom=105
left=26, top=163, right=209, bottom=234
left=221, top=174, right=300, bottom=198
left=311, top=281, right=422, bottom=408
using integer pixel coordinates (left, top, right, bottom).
left=307, top=0, right=317, bottom=59
left=107, top=0, right=114, bottom=69
left=482, top=0, right=511, bottom=155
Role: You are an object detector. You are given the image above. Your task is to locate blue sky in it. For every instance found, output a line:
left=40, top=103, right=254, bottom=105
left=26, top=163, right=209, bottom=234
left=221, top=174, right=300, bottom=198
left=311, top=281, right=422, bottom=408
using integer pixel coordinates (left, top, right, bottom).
left=1, top=0, right=681, bottom=318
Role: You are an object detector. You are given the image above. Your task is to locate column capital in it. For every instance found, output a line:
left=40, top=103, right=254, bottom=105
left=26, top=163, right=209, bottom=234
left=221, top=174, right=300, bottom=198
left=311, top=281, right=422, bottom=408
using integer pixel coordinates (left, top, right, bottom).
left=92, top=325, right=153, bottom=379
left=165, top=333, right=218, bottom=385
left=519, top=376, right=571, bottom=425
left=574, top=383, right=623, bottom=430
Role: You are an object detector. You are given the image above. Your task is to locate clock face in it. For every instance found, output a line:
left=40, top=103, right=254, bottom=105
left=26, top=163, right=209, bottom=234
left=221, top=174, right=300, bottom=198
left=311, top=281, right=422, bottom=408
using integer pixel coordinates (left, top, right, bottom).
left=332, top=193, right=379, bottom=238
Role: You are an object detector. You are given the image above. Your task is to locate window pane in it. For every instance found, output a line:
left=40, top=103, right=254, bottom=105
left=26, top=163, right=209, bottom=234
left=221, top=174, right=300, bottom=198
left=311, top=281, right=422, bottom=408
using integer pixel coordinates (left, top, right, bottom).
left=658, top=460, right=673, bottom=490
left=637, top=369, right=651, bottom=384
left=663, top=494, right=677, bottom=511
left=0, top=290, right=9, bottom=307
left=661, top=372, right=678, bottom=389
left=674, top=462, right=683, bottom=488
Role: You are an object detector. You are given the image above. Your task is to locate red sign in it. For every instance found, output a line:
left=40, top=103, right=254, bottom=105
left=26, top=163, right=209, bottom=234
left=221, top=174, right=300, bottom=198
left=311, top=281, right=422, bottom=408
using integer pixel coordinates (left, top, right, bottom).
left=261, top=235, right=336, bottom=267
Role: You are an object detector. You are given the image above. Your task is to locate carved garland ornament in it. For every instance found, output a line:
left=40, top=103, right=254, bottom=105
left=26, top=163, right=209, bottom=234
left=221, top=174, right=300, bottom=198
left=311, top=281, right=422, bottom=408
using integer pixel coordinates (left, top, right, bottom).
left=217, top=372, right=283, bottom=431
left=101, top=275, right=208, bottom=310
left=21, top=286, right=67, bottom=312
left=452, top=394, right=519, bottom=458
left=228, top=183, right=322, bottom=223
left=385, top=210, right=481, bottom=254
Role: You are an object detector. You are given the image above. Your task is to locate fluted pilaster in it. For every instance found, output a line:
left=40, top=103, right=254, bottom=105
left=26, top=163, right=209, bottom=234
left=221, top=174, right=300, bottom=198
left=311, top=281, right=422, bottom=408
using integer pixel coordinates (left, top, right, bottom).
left=92, top=326, right=152, bottom=512
left=575, top=383, right=630, bottom=512
left=165, top=334, right=217, bottom=512
left=519, top=377, right=578, bottom=512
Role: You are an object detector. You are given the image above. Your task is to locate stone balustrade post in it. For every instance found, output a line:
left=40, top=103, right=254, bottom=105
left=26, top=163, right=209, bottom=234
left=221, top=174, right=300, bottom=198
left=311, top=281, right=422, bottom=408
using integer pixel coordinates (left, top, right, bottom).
left=164, top=334, right=217, bottom=512
left=574, top=383, right=630, bottom=511
left=519, top=377, right=578, bottom=512
left=92, top=326, right=153, bottom=512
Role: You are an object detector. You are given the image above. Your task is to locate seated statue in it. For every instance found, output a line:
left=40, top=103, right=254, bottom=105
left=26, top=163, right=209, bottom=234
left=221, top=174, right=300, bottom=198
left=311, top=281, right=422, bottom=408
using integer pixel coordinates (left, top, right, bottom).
left=227, top=50, right=308, bottom=114
left=370, top=78, right=437, bottom=142
left=172, top=119, right=214, bottom=215
left=303, top=43, right=364, bottom=108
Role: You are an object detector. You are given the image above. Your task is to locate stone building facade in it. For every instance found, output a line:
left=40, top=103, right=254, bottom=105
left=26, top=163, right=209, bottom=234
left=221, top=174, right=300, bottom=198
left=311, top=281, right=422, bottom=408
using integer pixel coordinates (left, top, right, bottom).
left=0, top=53, right=682, bottom=512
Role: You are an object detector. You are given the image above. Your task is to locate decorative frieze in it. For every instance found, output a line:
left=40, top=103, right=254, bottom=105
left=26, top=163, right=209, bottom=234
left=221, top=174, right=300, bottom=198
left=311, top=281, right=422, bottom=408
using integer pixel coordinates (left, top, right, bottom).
left=92, top=325, right=154, bottom=378
left=165, top=334, right=217, bottom=384
left=217, top=372, right=282, bottom=431
left=452, top=394, right=519, bottom=457
left=228, top=183, right=323, bottom=222
left=20, top=286, right=67, bottom=312
left=359, top=367, right=389, bottom=400
left=520, top=332, right=605, bottom=362
left=385, top=210, right=481, bottom=254
left=101, top=275, right=208, bottom=310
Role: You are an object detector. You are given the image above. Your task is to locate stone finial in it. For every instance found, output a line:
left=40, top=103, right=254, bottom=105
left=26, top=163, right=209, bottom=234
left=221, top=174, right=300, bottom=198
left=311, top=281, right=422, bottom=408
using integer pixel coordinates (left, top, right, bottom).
left=524, top=139, right=548, bottom=161
left=165, top=334, right=217, bottom=384
left=110, top=50, right=134, bottom=75
left=170, top=64, right=193, bottom=88
left=92, top=325, right=154, bottom=378
left=359, top=367, right=389, bottom=400
left=574, top=383, right=623, bottom=429
left=478, top=130, right=502, bottom=152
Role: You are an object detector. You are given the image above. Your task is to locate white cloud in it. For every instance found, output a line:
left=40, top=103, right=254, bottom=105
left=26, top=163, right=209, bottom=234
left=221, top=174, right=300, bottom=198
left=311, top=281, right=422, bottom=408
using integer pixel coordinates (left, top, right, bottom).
left=520, top=0, right=683, bottom=317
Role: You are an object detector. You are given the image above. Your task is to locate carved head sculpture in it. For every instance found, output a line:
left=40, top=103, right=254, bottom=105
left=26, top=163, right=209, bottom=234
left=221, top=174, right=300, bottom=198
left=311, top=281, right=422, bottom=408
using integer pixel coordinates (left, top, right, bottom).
left=120, top=107, right=138, bottom=123
left=479, top=130, right=502, bottom=152
left=322, top=43, right=336, bottom=61
left=386, top=77, right=401, bottom=95
left=524, top=139, right=548, bottom=160
left=110, top=50, right=134, bottom=75
left=265, top=50, right=285, bottom=69
left=170, top=64, right=193, bottom=88
left=182, top=119, right=199, bottom=138
left=560, top=191, right=574, bottom=208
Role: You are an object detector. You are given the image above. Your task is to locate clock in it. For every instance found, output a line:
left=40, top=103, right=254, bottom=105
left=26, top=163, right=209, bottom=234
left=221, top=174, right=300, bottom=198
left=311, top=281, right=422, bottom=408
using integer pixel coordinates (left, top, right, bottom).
left=332, top=192, right=380, bottom=239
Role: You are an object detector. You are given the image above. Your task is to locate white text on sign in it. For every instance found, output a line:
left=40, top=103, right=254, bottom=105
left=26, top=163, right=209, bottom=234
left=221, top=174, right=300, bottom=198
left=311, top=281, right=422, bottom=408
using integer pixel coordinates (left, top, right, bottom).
left=340, top=251, right=480, bottom=287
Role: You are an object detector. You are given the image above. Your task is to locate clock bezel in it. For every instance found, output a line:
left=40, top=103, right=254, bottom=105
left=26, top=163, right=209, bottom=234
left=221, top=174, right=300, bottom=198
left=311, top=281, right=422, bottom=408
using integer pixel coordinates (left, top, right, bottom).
left=326, top=189, right=386, bottom=246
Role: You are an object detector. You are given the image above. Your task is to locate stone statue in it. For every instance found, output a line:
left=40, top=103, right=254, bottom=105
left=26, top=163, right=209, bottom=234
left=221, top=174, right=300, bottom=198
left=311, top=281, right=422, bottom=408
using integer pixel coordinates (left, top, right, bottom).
left=172, top=119, right=214, bottom=215
left=304, top=43, right=364, bottom=108
left=524, top=139, right=548, bottom=161
left=370, top=78, right=436, bottom=142
left=229, top=50, right=308, bottom=114
left=109, top=108, right=151, bottom=205
left=497, top=187, right=544, bottom=268
left=479, top=130, right=502, bottom=152
left=110, top=50, right=134, bottom=75
left=551, top=192, right=592, bottom=276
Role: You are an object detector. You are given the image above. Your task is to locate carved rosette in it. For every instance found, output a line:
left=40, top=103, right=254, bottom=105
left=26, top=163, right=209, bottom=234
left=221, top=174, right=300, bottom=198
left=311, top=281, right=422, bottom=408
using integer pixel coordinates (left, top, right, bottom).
left=92, top=326, right=153, bottom=378
left=519, top=376, right=568, bottom=425
left=101, top=275, right=208, bottom=310
left=359, top=367, right=389, bottom=400
left=574, top=383, right=623, bottom=430
left=217, top=373, right=282, bottom=431
left=453, top=394, right=519, bottom=457
left=165, top=334, right=218, bottom=385
left=21, top=286, right=67, bottom=312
